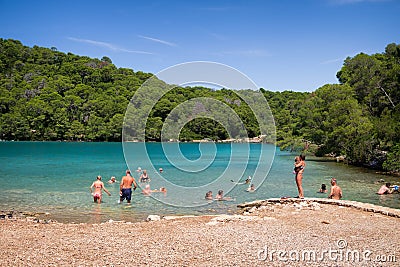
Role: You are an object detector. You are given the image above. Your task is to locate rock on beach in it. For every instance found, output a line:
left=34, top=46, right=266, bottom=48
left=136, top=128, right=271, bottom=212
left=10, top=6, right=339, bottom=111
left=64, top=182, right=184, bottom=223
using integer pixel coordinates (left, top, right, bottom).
left=1, top=198, right=399, bottom=266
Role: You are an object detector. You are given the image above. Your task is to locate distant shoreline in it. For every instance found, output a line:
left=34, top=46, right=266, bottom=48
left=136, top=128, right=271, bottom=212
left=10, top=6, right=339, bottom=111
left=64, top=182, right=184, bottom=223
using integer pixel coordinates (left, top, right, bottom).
left=2, top=141, right=398, bottom=176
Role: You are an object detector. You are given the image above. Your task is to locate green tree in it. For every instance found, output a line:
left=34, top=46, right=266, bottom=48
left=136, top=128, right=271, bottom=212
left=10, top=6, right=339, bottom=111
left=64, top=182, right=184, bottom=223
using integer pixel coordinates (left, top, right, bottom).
left=382, top=144, right=400, bottom=172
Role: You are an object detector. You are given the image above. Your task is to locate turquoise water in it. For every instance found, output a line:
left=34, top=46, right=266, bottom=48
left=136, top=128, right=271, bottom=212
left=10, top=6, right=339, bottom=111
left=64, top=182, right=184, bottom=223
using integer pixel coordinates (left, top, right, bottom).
left=0, top=142, right=398, bottom=223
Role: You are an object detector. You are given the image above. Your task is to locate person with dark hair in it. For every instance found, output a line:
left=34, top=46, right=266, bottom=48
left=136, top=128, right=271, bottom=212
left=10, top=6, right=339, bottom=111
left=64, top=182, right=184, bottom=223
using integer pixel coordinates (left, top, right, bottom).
left=294, top=154, right=306, bottom=198
left=318, top=184, right=327, bottom=193
left=246, top=184, right=256, bottom=192
left=293, top=156, right=303, bottom=173
left=377, top=183, right=393, bottom=195
left=215, top=189, right=233, bottom=201
left=215, top=190, right=224, bottom=200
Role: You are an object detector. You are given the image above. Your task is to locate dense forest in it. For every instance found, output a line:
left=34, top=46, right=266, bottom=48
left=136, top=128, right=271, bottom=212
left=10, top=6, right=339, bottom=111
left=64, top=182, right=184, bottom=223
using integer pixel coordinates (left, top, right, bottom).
left=0, top=39, right=399, bottom=172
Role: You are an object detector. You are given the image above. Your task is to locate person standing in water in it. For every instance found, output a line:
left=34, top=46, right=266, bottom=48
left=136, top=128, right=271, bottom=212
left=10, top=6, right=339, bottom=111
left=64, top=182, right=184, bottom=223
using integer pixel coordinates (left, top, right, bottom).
left=294, top=154, right=306, bottom=198
left=139, top=170, right=150, bottom=183
left=119, top=170, right=137, bottom=204
left=328, top=178, right=343, bottom=200
left=90, top=176, right=111, bottom=203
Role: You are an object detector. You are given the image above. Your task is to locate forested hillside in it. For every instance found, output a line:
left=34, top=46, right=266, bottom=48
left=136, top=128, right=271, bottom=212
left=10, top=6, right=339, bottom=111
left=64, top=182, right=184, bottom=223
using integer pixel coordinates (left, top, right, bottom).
left=0, top=39, right=399, bottom=171
left=0, top=39, right=152, bottom=141
left=263, top=43, right=400, bottom=171
left=0, top=39, right=264, bottom=142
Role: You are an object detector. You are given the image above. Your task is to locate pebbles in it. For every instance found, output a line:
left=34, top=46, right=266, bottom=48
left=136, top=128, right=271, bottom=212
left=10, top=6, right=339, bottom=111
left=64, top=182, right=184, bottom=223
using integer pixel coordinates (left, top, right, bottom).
left=0, top=210, right=54, bottom=224
left=238, top=198, right=400, bottom=218
left=1, top=200, right=399, bottom=266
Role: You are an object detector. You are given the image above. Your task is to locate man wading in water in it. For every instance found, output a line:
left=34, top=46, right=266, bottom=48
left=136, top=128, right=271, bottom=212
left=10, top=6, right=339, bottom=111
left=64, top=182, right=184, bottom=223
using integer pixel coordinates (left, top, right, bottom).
left=119, top=170, right=137, bottom=204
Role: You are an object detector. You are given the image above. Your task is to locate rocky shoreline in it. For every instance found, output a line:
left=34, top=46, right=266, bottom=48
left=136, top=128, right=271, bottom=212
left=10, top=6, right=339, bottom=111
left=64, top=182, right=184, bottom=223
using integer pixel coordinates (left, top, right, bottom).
left=3, top=198, right=399, bottom=224
left=1, top=199, right=399, bottom=266
left=238, top=198, right=400, bottom=218
left=0, top=210, right=54, bottom=223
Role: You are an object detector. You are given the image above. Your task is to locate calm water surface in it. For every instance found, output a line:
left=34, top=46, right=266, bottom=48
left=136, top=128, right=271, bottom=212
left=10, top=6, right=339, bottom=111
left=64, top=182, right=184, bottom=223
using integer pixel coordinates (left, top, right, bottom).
left=0, top=142, right=398, bottom=223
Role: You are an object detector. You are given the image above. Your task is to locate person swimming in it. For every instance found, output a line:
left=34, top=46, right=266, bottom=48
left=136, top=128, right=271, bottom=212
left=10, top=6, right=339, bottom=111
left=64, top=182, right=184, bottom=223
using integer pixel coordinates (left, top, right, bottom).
left=215, top=190, right=233, bottom=201
left=142, top=185, right=166, bottom=195
left=318, top=184, right=327, bottom=193
left=142, top=184, right=152, bottom=195
left=230, top=176, right=252, bottom=185
left=246, top=184, right=255, bottom=192
left=108, top=176, right=117, bottom=184
left=245, top=176, right=252, bottom=184
left=215, top=190, right=224, bottom=200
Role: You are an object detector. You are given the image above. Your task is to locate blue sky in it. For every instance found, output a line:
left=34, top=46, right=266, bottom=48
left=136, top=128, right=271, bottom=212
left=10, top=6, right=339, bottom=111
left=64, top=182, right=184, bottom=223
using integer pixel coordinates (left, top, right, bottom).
left=0, top=0, right=399, bottom=92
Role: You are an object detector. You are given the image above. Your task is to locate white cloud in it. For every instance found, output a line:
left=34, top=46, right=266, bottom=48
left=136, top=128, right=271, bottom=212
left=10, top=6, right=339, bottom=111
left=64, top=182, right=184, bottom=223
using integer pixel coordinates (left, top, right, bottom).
left=67, top=37, right=154, bottom=54
left=138, top=35, right=177, bottom=47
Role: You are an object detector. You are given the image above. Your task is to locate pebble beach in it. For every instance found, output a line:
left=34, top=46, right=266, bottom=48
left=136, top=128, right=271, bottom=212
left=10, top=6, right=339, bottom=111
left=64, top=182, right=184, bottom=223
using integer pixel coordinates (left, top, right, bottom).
left=1, top=198, right=399, bottom=266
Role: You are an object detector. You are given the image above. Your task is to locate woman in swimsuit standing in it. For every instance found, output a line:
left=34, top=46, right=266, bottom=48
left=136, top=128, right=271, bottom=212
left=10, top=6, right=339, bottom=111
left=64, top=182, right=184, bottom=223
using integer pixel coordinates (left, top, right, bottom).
left=294, top=155, right=306, bottom=198
left=90, top=176, right=111, bottom=203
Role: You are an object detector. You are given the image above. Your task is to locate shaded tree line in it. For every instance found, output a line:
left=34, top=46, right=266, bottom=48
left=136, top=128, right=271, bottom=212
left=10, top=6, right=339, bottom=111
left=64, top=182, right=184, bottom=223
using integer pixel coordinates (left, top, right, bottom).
left=0, top=39, right=261, bottom=142
left=0, top=39, right=151, bottom=141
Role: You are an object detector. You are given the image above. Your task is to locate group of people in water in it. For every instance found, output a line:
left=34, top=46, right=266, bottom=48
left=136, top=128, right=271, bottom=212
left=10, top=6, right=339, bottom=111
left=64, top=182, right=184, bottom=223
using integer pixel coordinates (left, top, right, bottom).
left=317, top=178, right=343, bottom=200
left=204, top=189, right=236, bottom=201
left=90, top=167, right=167, bottom=204
left=295, top=154, right=343, bottom=200
left=90, top=155, right=397, bottom=204
left=295, top=154, right=399, bottom=200
left=206, top=176, right=254, bottom=201
left=377, top=182, right=399, bottom=195
left=205, top=190, right=228, bottom=200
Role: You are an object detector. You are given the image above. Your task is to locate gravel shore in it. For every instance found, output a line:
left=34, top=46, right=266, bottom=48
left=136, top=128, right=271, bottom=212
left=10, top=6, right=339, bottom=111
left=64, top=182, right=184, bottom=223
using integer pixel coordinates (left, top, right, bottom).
left=1, top=200, right=399, bottom=267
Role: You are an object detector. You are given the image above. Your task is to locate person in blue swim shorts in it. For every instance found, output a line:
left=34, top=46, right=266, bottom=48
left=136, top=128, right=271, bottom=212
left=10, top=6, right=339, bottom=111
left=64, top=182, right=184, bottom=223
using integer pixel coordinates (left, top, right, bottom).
left=119, top=170, right=137, bottom=204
